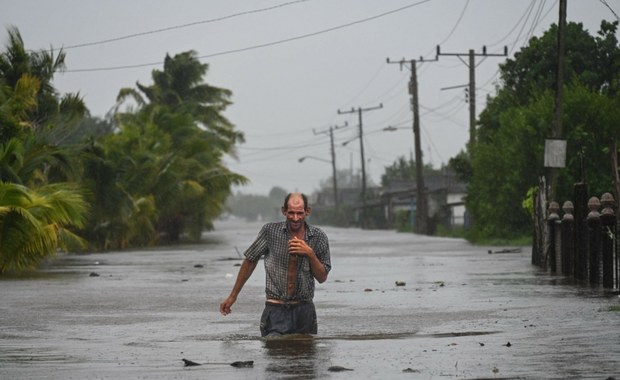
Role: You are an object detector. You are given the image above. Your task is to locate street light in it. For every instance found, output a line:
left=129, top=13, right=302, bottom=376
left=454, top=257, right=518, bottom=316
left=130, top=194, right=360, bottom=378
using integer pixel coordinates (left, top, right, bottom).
left=298, top=155, right=339, bottom=208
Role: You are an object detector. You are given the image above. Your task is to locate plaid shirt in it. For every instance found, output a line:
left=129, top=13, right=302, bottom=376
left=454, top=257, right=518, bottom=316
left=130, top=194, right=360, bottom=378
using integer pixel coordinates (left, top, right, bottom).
left=244, top=221, right=331, bottom=302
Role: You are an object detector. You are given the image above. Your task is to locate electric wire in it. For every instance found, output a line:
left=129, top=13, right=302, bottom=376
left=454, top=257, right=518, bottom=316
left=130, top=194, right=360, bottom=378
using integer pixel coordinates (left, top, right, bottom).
left=66, top=0, right=433, bottom=73
left=600, top=0, right=620, bottom=21
left=58, top=0, right=311, bottom=51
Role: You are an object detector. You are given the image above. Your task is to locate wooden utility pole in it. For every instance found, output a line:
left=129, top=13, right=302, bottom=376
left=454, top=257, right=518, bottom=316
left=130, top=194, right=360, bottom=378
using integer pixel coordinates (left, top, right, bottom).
left=313, top=122, right=348, bottom=208
left=436, top=45, right=508, bottom=151
left=549, top=0, right=567, bottom=201
left=387, top=57, right=436, bottom=234
left=338, top=104, right=383, bottom=228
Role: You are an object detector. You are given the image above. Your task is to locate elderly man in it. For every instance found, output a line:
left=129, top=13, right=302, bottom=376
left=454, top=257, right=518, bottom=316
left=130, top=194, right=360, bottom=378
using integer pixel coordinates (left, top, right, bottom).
left=220, top=193, right=331, bottom=337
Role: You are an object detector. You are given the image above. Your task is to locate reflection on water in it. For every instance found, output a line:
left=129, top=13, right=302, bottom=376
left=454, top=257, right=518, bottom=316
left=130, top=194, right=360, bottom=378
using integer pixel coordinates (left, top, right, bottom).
left=262, top=335, right=331, bottom=379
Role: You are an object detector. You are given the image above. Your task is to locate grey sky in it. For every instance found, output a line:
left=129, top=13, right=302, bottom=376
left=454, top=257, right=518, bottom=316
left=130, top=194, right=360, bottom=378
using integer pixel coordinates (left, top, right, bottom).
left=2, top=0, right=617, bottom=195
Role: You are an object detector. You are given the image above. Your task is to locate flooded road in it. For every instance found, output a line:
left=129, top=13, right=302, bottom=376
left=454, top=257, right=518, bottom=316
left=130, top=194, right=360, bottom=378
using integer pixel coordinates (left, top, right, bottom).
left=1, top=219, right=619, bottom=379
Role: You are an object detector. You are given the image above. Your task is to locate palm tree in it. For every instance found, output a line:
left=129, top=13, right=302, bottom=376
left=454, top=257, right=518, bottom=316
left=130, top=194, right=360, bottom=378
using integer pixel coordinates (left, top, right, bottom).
left=116, top=50, right=244, bottom=153
left=0, top=26, right=86, bottom=132
left=0, top=182, right=88, bottom=274
left=111, top=51, right=247, bottom=243
left=0, top=27, right=92, bottom=269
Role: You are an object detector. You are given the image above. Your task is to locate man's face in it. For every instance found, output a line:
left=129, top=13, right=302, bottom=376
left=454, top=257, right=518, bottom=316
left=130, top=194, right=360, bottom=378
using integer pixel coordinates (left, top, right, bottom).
left=283, top=196, right=308, bottom=233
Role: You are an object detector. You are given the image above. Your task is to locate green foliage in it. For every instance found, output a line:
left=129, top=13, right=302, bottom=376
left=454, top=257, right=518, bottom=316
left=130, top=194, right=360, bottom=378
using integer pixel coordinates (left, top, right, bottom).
left=0, top=27, right=247, bottom=272
left=447, top=151, right=472, bottom=183
left=0, top=26, right=91, bottom=273
left=85, top=50, right=248, bottom=246
left=0, top=27, right=85, bottom=136
left=469, top=21, right=620, bottom=240
left=380, top=155, right=438, bottom=186
left=522, top=187, right=536, bottom=218
left=393, top=209, right=413, bottom=232
left=0, top=182, right=88, bottom=274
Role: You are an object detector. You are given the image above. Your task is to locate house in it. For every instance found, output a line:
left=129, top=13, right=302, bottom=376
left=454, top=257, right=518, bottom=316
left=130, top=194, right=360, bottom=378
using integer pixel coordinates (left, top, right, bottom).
left=378, top=170, right=467, bottom=231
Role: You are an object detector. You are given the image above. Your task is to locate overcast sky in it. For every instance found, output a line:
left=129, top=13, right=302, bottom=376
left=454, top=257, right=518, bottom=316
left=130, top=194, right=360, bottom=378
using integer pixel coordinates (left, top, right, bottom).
left=2, top=0, right=618, bottom=196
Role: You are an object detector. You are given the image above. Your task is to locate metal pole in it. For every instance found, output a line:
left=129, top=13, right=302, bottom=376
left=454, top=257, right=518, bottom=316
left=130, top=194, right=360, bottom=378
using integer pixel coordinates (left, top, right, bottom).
left=358, top=108, right=367, bottom=228
left=329, top=126, right=339, bottom=208
left=410, top=60, right=428, bottom=235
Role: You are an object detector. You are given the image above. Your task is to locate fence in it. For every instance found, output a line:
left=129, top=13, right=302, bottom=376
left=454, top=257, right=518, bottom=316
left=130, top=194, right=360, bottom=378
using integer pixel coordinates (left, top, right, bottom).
left=533, top=177, right=619, bottom=290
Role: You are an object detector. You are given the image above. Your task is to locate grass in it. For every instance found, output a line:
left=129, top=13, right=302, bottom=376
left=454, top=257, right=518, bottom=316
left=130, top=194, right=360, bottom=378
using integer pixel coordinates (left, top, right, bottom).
left=434, top=225, right=532, bottom=247
left=605, top=305, right=620, bottom=312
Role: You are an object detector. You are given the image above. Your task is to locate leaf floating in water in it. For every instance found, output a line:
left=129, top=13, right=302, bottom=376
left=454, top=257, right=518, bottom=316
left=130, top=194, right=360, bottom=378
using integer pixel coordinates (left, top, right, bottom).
left=402, top=368, right=420, bottom=373
left=230, top=361, right=254, bottom=368
left=182, top=358, right=201, bottom=367
left=328, top=365, right=353, bottom=372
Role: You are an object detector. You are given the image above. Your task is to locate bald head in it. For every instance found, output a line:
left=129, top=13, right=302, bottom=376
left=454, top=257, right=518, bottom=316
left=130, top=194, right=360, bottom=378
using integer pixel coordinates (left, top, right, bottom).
left=283, top=192, right=309, bottom=211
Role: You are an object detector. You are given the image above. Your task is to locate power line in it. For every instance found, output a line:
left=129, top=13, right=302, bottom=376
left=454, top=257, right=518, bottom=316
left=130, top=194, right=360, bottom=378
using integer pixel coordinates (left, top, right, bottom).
left=436, top=45, right=508, bottom=150
left=600, top=0, right=620, bottom=21
left=65, top=0, right=432, bottom=73
left=338, top=103, right=383, bottom=228
left=434, top=0, right=470, bottom=47
left=58, top=0, right=311, bottom=51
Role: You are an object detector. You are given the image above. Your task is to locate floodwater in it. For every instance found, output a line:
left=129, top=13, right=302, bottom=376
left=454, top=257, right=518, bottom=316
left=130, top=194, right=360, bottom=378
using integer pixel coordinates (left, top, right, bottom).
left=1, top=218, right=619, bottom=379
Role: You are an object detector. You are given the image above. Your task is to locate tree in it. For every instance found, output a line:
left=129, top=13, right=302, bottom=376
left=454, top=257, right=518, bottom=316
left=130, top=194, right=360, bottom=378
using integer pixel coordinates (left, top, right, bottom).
left=469, top=21, right=620, bottom=240
left=380, top=155, right=437, bottom=186
left=105, top=51, right=247, bottom=243
left=0, top=27, right=91, bottom=270
left=0, top=27, right=86, bottom=139
left=0, top=26, right=87, bottom=185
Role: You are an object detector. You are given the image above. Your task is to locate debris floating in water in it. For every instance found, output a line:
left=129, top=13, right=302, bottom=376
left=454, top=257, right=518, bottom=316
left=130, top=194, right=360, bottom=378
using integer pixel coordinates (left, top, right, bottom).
left=182, top=358, right=201, bottom=367
left=230, top=361, right=254, bottom=368
left=402, top=368, right=420, bottom=373
left=181, top=358, right=254, bottom=368
left=488, top=248, right=522, bottom=254
left=328, top=365, right=353, bottom=372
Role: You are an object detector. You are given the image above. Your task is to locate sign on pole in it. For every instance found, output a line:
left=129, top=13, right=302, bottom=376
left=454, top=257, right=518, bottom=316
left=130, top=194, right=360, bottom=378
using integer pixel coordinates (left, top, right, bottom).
left=544, top=139, right=567, bottom=168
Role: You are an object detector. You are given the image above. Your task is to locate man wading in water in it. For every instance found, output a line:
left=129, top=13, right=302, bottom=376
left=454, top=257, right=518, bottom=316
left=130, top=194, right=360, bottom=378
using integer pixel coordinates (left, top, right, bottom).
left=220, top=192, right=331, bottom=337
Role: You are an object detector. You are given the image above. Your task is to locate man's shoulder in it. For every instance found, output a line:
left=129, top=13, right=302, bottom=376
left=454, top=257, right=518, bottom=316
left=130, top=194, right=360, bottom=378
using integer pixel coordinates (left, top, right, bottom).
left=307, top=224, right=328, bottom=238
left=261, top=221, right=286, bottom=232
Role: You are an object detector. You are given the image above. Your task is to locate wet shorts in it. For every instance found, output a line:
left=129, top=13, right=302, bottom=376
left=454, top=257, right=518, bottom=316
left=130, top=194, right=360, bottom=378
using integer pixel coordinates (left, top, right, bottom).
left=260, top=302, right=317, bottom=337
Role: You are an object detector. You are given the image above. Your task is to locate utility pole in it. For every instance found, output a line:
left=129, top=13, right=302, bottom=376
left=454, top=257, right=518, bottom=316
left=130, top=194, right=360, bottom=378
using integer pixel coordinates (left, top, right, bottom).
left=549, top=0, right=567, bottom=201
left=338, top=104, right=383, bottom=228
left=436, top=45, right=508, bottom=151
left=313, top=122, right=348, bottom=208
left=386, top=57, right=436, bottom=234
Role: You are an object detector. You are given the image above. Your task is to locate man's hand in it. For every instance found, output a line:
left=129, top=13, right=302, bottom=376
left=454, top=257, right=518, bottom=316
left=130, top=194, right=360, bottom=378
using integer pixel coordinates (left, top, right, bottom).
left=288, top=237, right=314, bottom=257
left=288, top=237, right=328, bottom=283
left=219, top=259, right=258, bottom=316
left=220, top=295, right=237, bottom=315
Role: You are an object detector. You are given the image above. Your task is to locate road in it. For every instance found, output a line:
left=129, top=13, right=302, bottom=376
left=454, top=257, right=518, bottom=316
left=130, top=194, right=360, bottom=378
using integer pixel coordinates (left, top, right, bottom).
left=1, top=218, right=619, bottom=379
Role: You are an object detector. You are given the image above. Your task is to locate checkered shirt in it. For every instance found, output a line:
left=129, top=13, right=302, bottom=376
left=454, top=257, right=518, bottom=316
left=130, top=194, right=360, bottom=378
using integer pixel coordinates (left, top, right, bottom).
left=244, top=221, right=331, bottom=302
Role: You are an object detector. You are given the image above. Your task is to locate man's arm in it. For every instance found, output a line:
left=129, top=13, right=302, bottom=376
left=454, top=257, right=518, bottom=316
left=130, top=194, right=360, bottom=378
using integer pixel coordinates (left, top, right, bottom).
left=306, top=250, right=328, bottom=283
left=219, top=258, right=258, bottom=315
left=288, top=237, right=328, bottom=283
